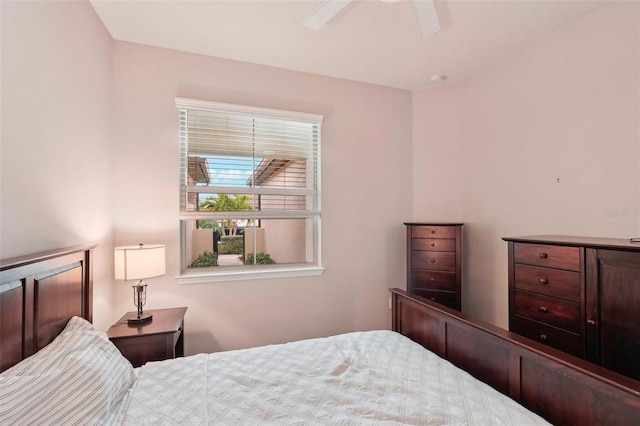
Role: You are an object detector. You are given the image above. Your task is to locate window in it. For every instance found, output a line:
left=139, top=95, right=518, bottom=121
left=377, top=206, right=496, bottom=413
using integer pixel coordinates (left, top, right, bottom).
left=176, top=98, right=323, bottom=283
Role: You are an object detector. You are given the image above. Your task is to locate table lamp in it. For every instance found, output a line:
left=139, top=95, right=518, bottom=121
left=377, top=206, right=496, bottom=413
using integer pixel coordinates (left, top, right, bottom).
left=114, top=243, right=165, bottom=324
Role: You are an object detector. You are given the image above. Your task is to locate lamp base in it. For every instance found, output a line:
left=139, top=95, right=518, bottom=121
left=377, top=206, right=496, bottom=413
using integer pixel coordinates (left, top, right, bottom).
left=126, top=313, right=153, bottom=325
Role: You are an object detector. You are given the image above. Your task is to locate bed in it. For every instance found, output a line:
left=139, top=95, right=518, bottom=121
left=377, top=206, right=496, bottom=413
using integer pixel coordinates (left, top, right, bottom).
left=1, top=246, right=638, bottom=425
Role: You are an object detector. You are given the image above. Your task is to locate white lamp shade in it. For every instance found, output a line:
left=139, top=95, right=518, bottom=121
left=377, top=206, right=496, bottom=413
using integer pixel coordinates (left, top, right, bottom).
left=114, top=244, right=166, bottom=280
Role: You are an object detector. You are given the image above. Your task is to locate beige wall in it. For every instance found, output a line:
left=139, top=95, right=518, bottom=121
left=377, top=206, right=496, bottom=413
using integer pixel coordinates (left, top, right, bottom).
left=412, top=2, right=640, bottom=327
left=244, top=227, right=266, bottom=258
left=0, top=1, right=115, bottom=330
left=111, top=41, right=413, bottom=354
left=191, top=228, right=214, bottom=262
left=257, top=161, right=309, bottom=263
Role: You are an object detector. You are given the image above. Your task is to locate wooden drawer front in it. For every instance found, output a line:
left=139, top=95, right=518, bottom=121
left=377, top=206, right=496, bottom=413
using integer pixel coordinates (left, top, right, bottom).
left=412, top=226, right=456, bottom=239
left=411, top=271, right=456, bottom=291
left=514, top=243, right=580, bottom=271
left=412, top=289, right=457, bottom=309
left=111, top=335, right=173, bottom=368
left=412, top=251, right=456, bottom=271
left=514, top=264, right=581, bottom=302
left=512, top=316, right=582, bottom=357
left=514, top=291, right=580, bottom=333
left=412, top=238, right=455, bottom=252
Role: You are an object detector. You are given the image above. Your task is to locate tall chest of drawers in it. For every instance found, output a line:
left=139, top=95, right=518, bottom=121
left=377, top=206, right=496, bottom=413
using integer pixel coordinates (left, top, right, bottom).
left=506, top=240, right=585, bottom=357
left=504, top=235, right=640, bottom=381
left=405, top=223, right=463, bottom=311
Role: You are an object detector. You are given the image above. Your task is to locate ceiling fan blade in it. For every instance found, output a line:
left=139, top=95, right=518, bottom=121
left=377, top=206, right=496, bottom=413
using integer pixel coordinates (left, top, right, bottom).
left=408, top=0, right=441, bottom=36
left=303, top=0, right=352, bottom=30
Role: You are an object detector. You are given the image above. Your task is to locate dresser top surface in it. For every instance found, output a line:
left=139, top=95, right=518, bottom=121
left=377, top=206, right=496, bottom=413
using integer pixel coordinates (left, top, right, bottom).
left=503, top=235, right=640, bottom=250
left=404, top=223, right=464, bottom=226
left=107, top=307, right=187, bottom=338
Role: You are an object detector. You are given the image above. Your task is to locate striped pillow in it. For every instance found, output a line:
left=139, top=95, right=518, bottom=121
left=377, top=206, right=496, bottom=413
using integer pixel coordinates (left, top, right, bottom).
left=0, top=316, right=135, bottom=425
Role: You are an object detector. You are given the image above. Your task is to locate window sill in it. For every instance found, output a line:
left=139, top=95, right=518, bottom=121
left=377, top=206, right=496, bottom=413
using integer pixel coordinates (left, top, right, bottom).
left=176, top=265, right=325, bottom=285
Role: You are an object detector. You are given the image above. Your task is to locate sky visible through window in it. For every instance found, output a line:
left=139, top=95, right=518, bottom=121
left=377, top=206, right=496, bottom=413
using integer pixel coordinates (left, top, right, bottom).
left=196, top=155, right=262, bottom=188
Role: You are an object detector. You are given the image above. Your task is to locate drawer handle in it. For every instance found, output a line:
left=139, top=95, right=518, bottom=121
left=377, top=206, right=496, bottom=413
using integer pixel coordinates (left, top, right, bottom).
left=429, top=277, right=436, bottom=282
left=539, top=253, right=548, bottom=259
left=430, top=230, right=436, bottom=235
left=539, top=334, right=548, bottom=341
left=430, top=297, right=436, bottom=301
left=430, top=242, right=437, bottom=248
left=587, top=319, right=597, bottom=326
left=539, top=278, right=549, bottom=285
left=538, top=306, right=549, bottom=313
left=430, top=259, right=436, bottom=263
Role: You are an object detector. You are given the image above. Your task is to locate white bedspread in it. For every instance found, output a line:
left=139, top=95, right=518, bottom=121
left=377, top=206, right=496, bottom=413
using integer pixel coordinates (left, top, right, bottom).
left=119, top=330, right=550, bottom=425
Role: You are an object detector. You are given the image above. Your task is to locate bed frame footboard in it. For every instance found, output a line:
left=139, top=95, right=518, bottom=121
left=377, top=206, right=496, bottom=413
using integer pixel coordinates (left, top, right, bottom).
left=390, top=288, right=640, bottom=426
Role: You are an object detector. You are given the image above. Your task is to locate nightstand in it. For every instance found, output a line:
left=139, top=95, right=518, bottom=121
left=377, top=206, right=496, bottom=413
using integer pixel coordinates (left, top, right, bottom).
left=107, top=307, right=187, bottom=367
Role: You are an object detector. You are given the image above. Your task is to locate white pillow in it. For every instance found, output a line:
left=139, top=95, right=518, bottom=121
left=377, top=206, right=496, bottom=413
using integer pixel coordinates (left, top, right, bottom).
left=0, top=316, right=135, bottom=425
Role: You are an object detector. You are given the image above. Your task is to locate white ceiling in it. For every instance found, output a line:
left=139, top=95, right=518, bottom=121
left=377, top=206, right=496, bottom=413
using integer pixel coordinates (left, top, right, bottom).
left=90, top=0, right=604, bottom=91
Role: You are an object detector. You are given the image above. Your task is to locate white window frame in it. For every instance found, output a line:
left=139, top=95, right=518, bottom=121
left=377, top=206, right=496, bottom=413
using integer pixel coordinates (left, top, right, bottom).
left=175, top=98, right=323, bottom=284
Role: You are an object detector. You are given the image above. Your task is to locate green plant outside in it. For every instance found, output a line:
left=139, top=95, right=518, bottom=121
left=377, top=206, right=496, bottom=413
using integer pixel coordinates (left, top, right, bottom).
left=218, top=236, right=244, bottom=254
left=198, top=194, right=253, bottom=236
left=196, top=219, right=220, bottom=230
left=245, top=252, right=276, bottom=265
left=189, top=251, right=218, bottom=268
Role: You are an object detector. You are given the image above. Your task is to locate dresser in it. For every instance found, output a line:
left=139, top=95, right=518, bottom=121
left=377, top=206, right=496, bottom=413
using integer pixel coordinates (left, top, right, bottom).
left=405, top=223, right=463, bottom=311
left=504, top=235, right=640, bottom=380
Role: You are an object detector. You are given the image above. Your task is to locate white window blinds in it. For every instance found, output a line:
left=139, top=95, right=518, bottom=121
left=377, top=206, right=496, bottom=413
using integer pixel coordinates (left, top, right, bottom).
left=176, top=98, right=322, bottom=220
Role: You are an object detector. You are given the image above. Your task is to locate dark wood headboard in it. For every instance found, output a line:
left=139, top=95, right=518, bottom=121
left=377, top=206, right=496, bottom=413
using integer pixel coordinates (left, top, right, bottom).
left=0, top=245, right=95, bottom=372
left=391, top=288, right=640, bottom=425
